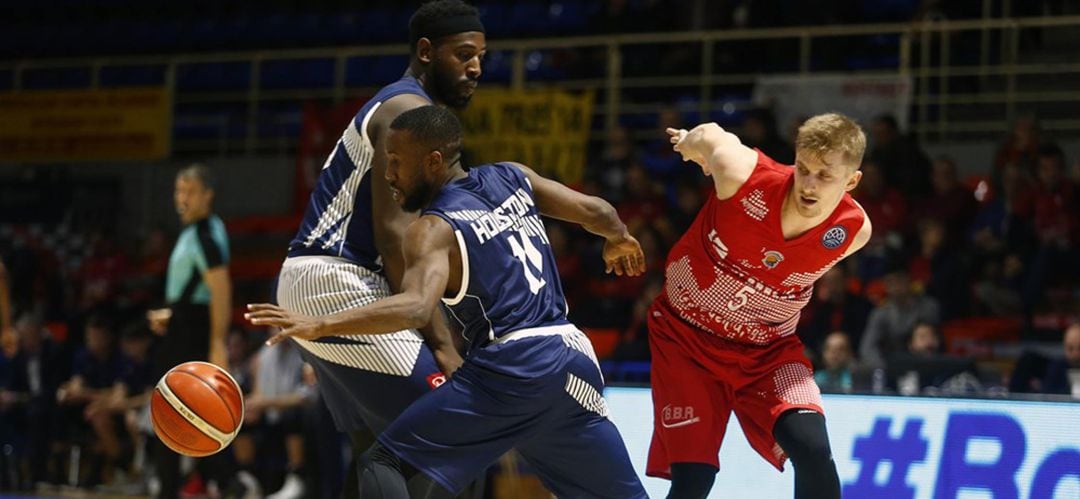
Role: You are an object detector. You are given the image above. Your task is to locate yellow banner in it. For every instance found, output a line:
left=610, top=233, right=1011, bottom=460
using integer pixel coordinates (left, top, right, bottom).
left=459, top=89, right=594, bottom=184
left=0, top=87, right=172, bottom=162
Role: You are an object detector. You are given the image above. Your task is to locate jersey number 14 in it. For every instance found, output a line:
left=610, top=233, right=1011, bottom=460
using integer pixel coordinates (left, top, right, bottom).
left=507, top=229, right=547, bottom=295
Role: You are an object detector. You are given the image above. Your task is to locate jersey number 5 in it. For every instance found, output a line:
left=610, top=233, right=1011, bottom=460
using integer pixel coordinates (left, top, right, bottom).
left=727, top=285, right=756, bottom=311
left=508, top=229, right=547, bottom=294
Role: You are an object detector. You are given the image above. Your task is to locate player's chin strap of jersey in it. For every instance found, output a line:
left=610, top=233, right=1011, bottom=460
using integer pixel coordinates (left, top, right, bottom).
left=409, top=14, right=486, bottom=47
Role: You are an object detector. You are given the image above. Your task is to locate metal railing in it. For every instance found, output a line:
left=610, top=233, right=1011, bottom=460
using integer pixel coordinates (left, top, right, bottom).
left=5, top=13, right=1080, bottom=156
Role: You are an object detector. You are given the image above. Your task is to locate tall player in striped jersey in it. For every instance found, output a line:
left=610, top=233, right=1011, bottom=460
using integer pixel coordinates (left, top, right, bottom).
left=248, top=106, right=649, bottom=498
left=648, top=114, right=872, bottom=499
left=276, top=0, right=484, bottom=492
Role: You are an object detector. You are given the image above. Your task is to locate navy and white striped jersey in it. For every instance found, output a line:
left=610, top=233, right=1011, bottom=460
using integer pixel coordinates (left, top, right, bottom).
left=288, top=74, right=431, bottom=271
left=424, top=163, right=570, bottom=353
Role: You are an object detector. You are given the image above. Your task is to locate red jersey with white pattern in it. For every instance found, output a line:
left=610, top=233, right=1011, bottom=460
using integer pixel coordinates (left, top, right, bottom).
left=662, top=150, right=866, bottom=345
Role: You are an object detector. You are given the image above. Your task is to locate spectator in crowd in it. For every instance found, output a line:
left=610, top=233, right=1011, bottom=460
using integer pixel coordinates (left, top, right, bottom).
left=1030, top=143, right=1078, bottom=248
left=909, top=218, right=970, bottom=320
left=907, top=322, right=943, bottom=356
left=592, top=125, right=635, bottom=202
left=853, top=160, right=909, bottom=244
left=993, top=115, right=1041, bottom=186
left=868, top=114, right=932, bottom=200
left=56, top=315, right=124, bottom=486
left=0, top=261, right=12, bottom=352
left=1044, top=323, right=1080, bottom=395
left=798, top=265, right=873, bottom=355
left=2, top=314, right=64, bottom=487
left=741, top=108, right=794, bottom=164
left=611, top=278, right=664, bottom=362
left=616, top=162, right=668, bottom=229
left=234, top=340, right=313, bottom=499
left=814, top=331, right=856, bottom=393
left=226, top=329, right=254, bottom=396
left=920, top=156, right=979, bottom=249
left=639, top=107, right=694, bottom=199
left=1023, top=143, right=1079, bottom=312
left=669, top=179, right=706, bottom=236
left=860, top=266, right=941, bottom=367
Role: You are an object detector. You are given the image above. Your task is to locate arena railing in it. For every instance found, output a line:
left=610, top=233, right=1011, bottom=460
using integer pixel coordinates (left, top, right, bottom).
left=4, top=14, right=1080, bottom=156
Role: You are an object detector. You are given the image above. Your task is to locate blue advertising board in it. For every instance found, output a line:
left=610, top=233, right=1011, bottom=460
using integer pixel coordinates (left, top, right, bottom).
left=605, top=387, right=1080, bottom=498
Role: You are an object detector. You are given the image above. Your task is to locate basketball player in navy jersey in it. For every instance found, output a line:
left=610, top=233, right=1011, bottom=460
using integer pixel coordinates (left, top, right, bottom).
left=271, top=1, right=484, bottom=496
left=248, top=106, right=649, bottom=498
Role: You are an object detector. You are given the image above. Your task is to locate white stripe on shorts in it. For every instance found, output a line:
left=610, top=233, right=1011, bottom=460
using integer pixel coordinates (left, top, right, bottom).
left=276, top=256, right=423, bottom=376
left=565, top=373, right=609, bottom=418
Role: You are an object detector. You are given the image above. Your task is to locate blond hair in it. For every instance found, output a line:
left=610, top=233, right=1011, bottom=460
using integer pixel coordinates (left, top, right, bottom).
left=795, top=113, right=867, bottom=168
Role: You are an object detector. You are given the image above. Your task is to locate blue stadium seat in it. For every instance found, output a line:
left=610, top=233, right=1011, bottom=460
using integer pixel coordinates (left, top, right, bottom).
left=176, top=61, right=252, bottom=91
left=22, top=67, right=91, bottom=90
left=345, top=55, right=408, bottom=87
left=509, top=2, right=549, bottom=34
left=260, top=58, right=334, bottom=90
left=477, top=3, right=510, bottom=37
left=547, top=1, right=589, bottom=34
left=100, top=65, right=167, bottom=87
left=0, top=70, right=13, bottom=91
left=481, top=50, right=512, bottom=84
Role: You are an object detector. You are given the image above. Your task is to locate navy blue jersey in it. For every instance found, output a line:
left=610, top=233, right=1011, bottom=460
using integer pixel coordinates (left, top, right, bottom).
left=424, top=163, right=569, bottom=352
left=288, top=74, right=431, bottom=271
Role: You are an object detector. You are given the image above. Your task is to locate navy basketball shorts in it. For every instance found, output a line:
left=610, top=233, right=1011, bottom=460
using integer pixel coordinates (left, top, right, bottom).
left=378, top=329, right=648, bottom=498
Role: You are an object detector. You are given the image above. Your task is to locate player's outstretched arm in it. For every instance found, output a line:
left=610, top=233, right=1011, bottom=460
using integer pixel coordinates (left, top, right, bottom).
left=508, top=162, right=645, bottom=277
left=250, top=216, right=455, bottom=345
left=667, top=123, right=757, bottom=199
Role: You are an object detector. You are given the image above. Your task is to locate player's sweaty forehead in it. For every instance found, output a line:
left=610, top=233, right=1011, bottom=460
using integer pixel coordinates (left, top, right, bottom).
left=796, top=150, right=855, bottom=174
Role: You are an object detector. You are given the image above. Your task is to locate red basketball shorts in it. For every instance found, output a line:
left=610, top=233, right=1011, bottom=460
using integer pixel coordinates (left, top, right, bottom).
left=646, top=297, right=823, bottom=479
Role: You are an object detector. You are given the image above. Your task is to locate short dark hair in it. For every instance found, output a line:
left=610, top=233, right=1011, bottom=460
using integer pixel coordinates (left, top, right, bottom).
left=177, top=163, right=215, bottom=190
left=409, top=0, right=481, bottom=53
left=1038, top=142, right=1065, bottom=164
left=390, top=106, right=463, bottom=162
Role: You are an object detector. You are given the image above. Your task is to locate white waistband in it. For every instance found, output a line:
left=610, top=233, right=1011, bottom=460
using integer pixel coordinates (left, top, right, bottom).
left=282, top=255, right=359, bottom=269
left=491, top=323, right=580, bottom=345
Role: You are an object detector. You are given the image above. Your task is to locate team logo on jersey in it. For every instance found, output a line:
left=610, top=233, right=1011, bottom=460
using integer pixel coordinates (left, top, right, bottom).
left=821, top=225, right=848, bottom=249
left=761, top=250, right=784, bottom=269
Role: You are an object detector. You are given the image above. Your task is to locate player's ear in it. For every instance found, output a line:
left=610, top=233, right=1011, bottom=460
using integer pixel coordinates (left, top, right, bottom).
left=416, top=38, right=434, bottom=65
left=844, top=169, right=863, bottom=192
left=426, top=150, right=444, bottom=173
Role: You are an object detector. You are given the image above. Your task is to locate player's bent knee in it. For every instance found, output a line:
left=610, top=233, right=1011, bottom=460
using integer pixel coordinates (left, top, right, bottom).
left=774, top=410, right=834, bottom=467
left=667, top=462, right=718, bottom=499
left=359, top=442, right=402, bottom=473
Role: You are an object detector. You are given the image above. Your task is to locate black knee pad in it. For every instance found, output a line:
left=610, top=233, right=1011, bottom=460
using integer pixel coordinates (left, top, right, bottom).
left=667, top=462, right=718, bottom=499
left=359, top=442, right=402, bottom=473
left=774, top=410, right=834, bottom=467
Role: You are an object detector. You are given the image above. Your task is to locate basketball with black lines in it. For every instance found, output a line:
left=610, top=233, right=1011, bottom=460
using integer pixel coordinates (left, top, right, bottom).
left=150, top=361, right=244, bottom=457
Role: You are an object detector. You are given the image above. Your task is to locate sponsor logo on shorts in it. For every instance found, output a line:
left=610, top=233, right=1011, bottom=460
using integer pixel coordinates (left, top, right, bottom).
left=426, top=372, right=447, bottom=389
left=822, top=225, right=847, bottom=249
left=661, top=404, right=701, bottom=429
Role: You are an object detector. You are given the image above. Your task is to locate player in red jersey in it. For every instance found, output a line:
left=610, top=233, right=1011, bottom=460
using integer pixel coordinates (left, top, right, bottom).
left=647, top=113, right=872, bottom=499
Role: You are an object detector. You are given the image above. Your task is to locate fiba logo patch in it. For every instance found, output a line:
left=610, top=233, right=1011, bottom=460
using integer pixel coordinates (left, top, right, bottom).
left=761, top=250, right=784, bottom=269
left=821, top=225, right=847, bottom=249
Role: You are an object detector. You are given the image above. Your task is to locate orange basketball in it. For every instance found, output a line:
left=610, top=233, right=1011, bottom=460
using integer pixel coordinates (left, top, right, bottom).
left=150, top=361, right=244, bottom=457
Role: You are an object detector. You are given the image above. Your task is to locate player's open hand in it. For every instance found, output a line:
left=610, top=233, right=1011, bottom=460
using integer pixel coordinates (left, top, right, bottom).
left=667, top=124, right=717, bottom=174
left=245, top=304, right=327, bottom=345
left=603, top=234, right=646, bottom=277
